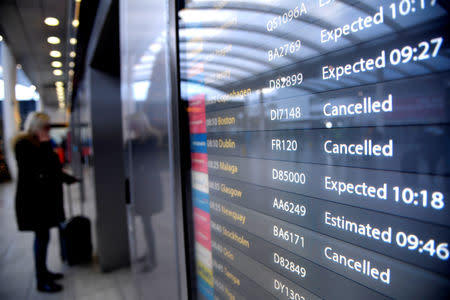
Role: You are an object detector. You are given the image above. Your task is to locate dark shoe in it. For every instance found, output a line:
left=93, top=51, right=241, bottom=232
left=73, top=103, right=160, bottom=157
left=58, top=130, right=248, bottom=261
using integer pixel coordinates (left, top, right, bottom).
left=46, top=271, right=64, bottom=280
left=37, top=281, right=63, bottom=293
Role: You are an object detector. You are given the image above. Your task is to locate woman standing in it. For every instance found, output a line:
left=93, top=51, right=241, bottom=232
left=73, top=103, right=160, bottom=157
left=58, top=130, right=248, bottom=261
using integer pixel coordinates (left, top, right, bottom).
left=13, top=112, right=77, bottom=293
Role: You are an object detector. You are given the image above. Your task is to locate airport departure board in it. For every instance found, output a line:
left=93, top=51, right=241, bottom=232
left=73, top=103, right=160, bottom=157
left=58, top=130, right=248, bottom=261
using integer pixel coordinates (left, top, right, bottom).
left=177, top=0, right=450, bottom=299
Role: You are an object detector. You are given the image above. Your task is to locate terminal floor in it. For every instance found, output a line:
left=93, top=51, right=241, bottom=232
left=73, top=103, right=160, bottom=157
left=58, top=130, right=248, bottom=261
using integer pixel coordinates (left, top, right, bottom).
left=0, top=181, right=136, bottom=300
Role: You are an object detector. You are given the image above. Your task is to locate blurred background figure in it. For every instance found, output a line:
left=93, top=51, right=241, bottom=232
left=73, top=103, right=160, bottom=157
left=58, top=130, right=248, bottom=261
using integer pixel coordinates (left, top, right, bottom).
left=13, top=112, right=77, bottom=293
left=126, top=112, right=164, bottom=272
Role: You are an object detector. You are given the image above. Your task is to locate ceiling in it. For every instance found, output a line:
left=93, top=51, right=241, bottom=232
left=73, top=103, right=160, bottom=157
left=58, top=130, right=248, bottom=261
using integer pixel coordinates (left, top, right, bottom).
left=0, top=0, right=73, bottom=107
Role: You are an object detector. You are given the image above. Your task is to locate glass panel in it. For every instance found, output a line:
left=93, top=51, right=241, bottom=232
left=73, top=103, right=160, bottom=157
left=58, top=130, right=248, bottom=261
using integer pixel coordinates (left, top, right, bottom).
left=120, top=0, right=182, bottom=299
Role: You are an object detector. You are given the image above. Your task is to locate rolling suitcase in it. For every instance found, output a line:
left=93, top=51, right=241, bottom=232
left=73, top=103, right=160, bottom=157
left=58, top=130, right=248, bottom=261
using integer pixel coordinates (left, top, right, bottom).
left=63, top=183, right=93, bottom=266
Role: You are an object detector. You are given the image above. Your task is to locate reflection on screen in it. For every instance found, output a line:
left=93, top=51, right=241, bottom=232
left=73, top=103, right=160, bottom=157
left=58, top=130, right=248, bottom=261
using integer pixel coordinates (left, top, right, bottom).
left=178, top=1, right=450, bottom=299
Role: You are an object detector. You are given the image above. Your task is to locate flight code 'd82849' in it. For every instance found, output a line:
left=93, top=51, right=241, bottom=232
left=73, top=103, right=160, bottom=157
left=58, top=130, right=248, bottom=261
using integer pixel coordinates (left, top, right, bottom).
left=273, top=252, right=307, bottom=278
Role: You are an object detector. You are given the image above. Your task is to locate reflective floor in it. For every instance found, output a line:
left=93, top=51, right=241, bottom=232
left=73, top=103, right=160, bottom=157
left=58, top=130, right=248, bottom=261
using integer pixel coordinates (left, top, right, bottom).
left=0, top=181, right=136, bottom=300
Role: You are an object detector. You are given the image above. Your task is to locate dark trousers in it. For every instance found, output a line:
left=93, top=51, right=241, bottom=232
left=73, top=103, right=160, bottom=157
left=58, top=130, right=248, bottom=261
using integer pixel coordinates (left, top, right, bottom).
left=34, top=229, right=50, bottom=282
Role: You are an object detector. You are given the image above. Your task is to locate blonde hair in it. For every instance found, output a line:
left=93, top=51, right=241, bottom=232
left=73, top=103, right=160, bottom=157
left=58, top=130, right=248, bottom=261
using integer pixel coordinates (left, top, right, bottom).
left=23, top=112, right=50, bottom=135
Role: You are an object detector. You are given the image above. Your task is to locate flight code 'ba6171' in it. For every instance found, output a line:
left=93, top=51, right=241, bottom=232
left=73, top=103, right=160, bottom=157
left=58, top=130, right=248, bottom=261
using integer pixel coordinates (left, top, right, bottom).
left=273, top=225, right=305, bottom=247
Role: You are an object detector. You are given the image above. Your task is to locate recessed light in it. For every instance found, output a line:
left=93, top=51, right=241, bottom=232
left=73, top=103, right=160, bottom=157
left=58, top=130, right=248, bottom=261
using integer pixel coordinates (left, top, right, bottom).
left=50, top=50, right=62, bottom=58
left=70, top=51, right=76, bottom=58
left=55, top=81, right=64, bottom=87
left=47, top=36, right=60, bottom=44
left=69, top=61, right=75, bottom=68
left=53, top=69, right=63, bottom=76
left=69, top=70, right=74, bottom=76
left=51, top=61, right=62, bottom=68
left=16, top=64, right=22, bottom=69
left=70, top=38, right=77, bottom=45
left=72, top=19, right=79, bottom=27
left=44, top=17, right=59, bottom=26
left=0, top=35, right=3, bottom=42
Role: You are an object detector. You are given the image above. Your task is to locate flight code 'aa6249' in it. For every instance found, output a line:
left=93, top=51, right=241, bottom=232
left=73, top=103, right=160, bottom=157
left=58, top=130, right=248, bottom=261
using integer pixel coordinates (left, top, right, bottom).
left=273, top=225, right=305, bottom=247
left=273, top=169, right=306, bottom=184
left=268, top=40, right=301, bottom=61
left=273, top=198, right=307, bottom=216
left=274, top=252, right=307, bottom=278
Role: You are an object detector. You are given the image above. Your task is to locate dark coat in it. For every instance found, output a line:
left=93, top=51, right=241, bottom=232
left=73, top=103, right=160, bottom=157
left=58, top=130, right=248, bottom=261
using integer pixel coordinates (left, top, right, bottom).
left=14, top=133, right=75, bottom=231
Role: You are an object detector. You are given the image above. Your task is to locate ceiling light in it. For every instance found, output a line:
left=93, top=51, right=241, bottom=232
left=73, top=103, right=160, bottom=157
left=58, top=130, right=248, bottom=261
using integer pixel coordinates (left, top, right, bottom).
left=47, top=36, right=60, bottom=44
left=55, top=81, right=64, bottom=87
left=51, top=61, right=62, bottom=68
left=16, top=64, right=22, bottom=69
left=0, top=35, right=3, bottom=42
left=70, top=51, right=76, bottom=58
left=44, top=17, right=59, bottom=26
left=69, top=70, right=74, bottom=76
left=72, top=19, right=79, bottom=27
left=50, top=50, right=62, bottom=58
left=75, top=0, right=82, bottom=2
left=149, top=43, right=162, bottom=53
left=53, top=69, right=63, bottom=76
left=70, top=38, right=77, bottom=45
left=69, top=61, right=75, bottom=68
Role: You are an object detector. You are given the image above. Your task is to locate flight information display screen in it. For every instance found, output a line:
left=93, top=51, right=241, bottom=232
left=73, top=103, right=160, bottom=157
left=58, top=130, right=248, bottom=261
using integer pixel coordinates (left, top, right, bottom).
left=177, top=1, right=450, bottom=299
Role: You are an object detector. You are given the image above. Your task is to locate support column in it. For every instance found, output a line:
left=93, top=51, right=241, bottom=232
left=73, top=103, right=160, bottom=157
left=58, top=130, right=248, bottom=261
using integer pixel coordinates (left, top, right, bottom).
left=1, top=42, right=20, bottom=179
